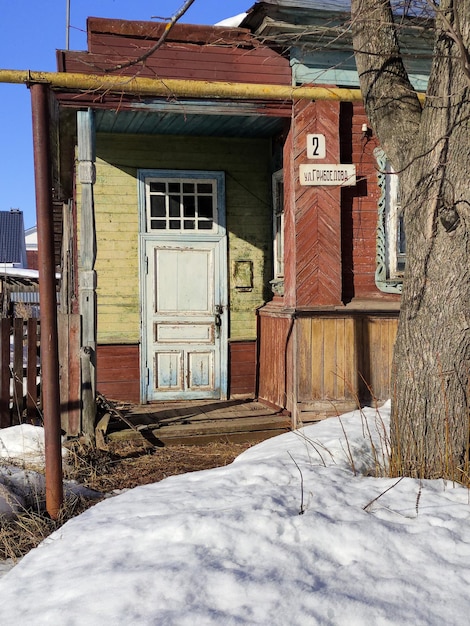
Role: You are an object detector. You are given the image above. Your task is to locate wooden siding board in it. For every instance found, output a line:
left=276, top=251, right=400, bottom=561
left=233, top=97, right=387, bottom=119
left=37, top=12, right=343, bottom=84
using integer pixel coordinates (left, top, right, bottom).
left=98, top=382, right=141, bottom=403
left=0, top=318, right=45, bottom=429
left=0, top=320, right=11, bottom=426
left=96, top=344, right=140, bottom=403
left=297, top=318, right=312, bottom=399
left=356, top=317, right=398, bottom=402
left=64, top=54, right=290, bottom=85
left=90, top=38, right=288, bottom=67
left=229, top=339, right=257, bottom=397
left=98, top=367, right=140, bottom=382
left=323, top=320, right=338, bottom=398
left=336, top=318, right=346, bottom=398
left=258, top=312, right=292, bottom=410
left=26, top=318, right=39, bottom=420
left=314, top=316, right=394, bottom=406
left=310, top=319, right=324, bottom=399
left=295, top=314, right=398, bottom=410
left=344, top=318, right=356, bottom=398
left=62, top=22, right=291, bottom=87
left=58, top=313, right=80, bottom=435
left=87, top=19, right=257, bottom=45
left=231, top=361, right=257, bottom=377
left=291, top=100, right=343, bottom=307
left=13, top=319, right=24, bottom=417
left=372, top=319, right=384, bottom=399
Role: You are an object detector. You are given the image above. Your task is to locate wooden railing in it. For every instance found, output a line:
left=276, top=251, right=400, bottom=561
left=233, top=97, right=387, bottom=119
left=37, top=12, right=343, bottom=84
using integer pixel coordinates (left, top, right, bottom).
left=0, top=317, right=41, bottom=427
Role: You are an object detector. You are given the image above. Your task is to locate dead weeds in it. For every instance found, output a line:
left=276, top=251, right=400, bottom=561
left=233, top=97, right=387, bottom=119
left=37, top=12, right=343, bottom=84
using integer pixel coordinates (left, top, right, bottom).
left=1, top=439, right=251, bottom=561
left=0, top=494, right=93, bottom=561
left=64, top=438, right=252, bottom=492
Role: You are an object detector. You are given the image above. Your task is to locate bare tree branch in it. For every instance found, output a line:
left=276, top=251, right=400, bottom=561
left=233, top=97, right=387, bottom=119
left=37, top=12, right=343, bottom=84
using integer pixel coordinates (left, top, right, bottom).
left=106, top=0, right=197, bottom=73
left=351, top=0, right=422, bottom=171
left=425, top=0, right=470, bottom=86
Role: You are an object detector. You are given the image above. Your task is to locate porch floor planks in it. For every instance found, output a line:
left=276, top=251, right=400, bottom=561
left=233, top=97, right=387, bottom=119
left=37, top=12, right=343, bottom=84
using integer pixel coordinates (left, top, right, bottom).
left=106, top=398, right=291, bottom=445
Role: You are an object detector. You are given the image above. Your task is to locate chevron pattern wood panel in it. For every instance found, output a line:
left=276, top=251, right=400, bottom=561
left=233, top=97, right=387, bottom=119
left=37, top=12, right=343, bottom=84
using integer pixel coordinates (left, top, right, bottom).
left=293, top=100, right=342, bottom=306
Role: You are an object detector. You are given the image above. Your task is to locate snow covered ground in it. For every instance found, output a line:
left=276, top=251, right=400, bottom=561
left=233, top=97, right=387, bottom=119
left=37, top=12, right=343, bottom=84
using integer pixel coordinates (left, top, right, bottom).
left=1, top=403, right=470, bottom=625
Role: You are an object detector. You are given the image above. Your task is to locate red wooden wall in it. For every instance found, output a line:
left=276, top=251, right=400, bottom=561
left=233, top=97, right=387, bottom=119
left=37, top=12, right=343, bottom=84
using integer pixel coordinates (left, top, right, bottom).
left=58, top=18, right=291, bottom=86
left=258, top=98, right=400, bottom=414
left=229, top=341, right=257, bottom=396
left=257, top=307, right=293, bottom=411
left=96, top=345, right=140, bottom=404
left=97, top=342, right=258, bottom=404
left=283, top=98, right=401, bottom=306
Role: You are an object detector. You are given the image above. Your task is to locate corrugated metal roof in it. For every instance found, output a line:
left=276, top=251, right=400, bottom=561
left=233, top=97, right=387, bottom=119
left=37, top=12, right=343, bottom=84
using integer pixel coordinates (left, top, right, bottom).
left=94, top=104, right=289, bottom=138
left=0, top=210, right=26, bottom=265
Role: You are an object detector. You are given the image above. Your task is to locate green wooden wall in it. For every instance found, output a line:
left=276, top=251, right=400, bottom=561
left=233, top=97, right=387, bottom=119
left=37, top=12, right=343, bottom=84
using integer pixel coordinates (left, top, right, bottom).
left=84, top=133, right=273, bottom=344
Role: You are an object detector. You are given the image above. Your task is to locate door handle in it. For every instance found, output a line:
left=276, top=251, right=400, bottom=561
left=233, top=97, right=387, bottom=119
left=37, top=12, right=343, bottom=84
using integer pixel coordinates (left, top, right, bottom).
left=215, top=305, right=223, bottom=338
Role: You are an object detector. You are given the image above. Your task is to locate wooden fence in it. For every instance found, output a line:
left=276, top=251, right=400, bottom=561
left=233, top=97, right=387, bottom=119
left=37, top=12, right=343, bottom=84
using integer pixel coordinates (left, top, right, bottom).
left=0, top=317, right=41, bottom=427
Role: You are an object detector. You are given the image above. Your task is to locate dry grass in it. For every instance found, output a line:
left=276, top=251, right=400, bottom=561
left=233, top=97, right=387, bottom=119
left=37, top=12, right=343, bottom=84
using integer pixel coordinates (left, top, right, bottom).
left=0, top=494, right=93, bottom=561
left=1, top=438, right=251, bottom=561
left=64, top=439, right=252, bottom=492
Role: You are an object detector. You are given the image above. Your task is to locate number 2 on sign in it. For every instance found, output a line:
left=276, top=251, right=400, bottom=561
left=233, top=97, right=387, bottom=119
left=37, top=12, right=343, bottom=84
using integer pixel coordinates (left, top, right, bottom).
left=307, top=134, right=326, bottom=159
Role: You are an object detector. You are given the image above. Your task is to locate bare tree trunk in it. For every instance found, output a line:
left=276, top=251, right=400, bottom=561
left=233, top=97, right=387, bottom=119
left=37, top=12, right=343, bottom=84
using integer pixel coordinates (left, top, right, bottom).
left=352, top=0, right=470, bottom=479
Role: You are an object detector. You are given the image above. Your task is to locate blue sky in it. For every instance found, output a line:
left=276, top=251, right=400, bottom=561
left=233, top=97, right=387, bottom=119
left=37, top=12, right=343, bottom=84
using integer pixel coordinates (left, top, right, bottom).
left=0, top=1, right=251, bottom=228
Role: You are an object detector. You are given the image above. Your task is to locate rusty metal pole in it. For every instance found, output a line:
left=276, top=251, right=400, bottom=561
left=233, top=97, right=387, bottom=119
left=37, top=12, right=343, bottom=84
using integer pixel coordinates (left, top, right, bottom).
left=30, top=82, right=64, bottom=519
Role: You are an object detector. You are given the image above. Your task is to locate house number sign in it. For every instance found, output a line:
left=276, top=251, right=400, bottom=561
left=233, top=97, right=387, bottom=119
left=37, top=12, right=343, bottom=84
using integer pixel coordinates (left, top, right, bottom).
left=299, top=164, right=357, bottom=186
left=307, top=134, right=326, bottom=159
left=304, top=134, right=356, bottom=186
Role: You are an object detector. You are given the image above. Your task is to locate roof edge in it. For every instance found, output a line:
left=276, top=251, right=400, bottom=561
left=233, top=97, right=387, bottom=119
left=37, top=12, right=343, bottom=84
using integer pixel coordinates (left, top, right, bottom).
left=86, top=16, right=254, bottom=45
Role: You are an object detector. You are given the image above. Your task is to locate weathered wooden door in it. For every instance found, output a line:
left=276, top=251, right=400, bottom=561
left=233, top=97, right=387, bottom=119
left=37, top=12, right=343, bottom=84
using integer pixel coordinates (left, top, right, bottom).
left=140, top=171, right=227, bottom=402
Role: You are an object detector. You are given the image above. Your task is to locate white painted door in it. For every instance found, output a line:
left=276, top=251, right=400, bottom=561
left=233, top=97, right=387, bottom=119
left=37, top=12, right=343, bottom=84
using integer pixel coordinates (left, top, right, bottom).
left=140, top=171, right=227, bottom=401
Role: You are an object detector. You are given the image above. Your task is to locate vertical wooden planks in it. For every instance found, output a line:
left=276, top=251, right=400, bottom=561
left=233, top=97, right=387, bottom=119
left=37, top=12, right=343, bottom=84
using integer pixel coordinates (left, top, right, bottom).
left=298, top=317, right=356, bottom=403
left=26, top=318, right=39, bottom=421
left=58, top=313, right=81, bottom=435
left=310, top=318, right=325, bottom=398
left=0, top=319, right=10, bottom=427
left=257, top=309, right=293, bottom=410
left=77, top=109, right=97, bottom=435
left=343, top=317, right=357, bottom=399
left=323, top=319, right=338, bottom=398
left=0, top=318, right=44, bottom=428
left=297, top=317, right=312, bottom=399
left=362, top=317, right=398, bottom=401
left=13, top=318, right=24, bottom=420
left=229, top=341, right=256, bottom=396
left=297, top=315, right=396, bottom=405
left=335, top=318, right=347, bottom=397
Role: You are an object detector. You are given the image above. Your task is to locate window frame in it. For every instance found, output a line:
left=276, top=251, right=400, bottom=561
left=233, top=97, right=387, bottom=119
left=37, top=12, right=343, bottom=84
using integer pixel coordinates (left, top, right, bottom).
left=271, top=169, right=285, bottom=296
left=145, top=177, right=217, bottom=234
left=137, top=170, right=226, bottom=240
left=374, top=148, right=404, bottom=294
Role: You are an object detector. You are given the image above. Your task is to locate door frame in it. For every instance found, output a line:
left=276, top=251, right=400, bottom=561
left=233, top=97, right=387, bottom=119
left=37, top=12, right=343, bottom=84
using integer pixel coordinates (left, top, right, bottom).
left=138, top=169, right=228, bottom=403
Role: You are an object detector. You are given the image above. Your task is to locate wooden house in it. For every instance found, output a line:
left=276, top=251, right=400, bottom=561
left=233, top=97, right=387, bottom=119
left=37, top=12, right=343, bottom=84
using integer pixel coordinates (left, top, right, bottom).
left=241, top=0, right=432, bottom=422
left=40, top=1, right=432, bottom=434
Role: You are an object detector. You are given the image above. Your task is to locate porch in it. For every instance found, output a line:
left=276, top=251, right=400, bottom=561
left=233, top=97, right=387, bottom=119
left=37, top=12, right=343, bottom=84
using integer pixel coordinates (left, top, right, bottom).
left=99, top=397, right=292, bottom=447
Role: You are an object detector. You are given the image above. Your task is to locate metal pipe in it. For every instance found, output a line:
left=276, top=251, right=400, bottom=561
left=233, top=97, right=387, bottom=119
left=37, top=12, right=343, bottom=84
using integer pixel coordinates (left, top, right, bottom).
left=1, top=68, right=366, bottom=101
left=65, top=0, right=71, bottom=51
left=30, top=82, right=64, bottom=520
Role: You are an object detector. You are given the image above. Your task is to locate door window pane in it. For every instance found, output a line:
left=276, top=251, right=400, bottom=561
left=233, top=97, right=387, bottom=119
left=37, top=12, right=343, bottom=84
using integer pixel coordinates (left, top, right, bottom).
left=149, top=182, right=165, bottom=193
left=198, top=196, right=213, bottom=219
left=183, top=196, right=196, bottom=217
left=169, top=196, right=181, bottom=217
left=147, top=177, right=216, bottom=233
left=150, top=196, right=165, bottom=218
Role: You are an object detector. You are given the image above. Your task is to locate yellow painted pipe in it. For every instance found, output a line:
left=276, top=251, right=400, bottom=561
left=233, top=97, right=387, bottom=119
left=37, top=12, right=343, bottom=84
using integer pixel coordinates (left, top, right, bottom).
left=0, top=69, right=426, bottom=104
left=0, top=68, right=366, bottom=101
